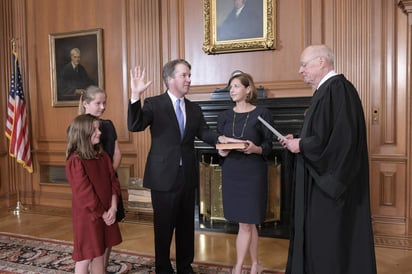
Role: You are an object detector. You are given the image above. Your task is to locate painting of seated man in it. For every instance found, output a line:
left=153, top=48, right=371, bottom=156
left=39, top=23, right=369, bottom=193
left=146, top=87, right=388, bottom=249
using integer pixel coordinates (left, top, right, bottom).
left=217, top=0, right=263, bottom=41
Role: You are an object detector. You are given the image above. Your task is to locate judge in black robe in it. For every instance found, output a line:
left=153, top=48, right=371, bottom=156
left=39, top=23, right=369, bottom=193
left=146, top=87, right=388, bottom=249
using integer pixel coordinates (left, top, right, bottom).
left=281, top=44, right=377, bottom=274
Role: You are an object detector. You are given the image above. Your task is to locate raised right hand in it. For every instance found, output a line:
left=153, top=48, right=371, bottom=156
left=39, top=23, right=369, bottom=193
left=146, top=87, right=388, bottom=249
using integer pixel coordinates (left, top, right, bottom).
left=130, top=66, right=153, bottom=100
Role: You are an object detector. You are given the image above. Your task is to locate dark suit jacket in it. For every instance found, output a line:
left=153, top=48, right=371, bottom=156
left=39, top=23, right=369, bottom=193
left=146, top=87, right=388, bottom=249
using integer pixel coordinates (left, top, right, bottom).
left=128, top=93, right=219, bottom=191
left=217, top=2, right=263, bottom=41
left=58, top=63, right=94, bottom=100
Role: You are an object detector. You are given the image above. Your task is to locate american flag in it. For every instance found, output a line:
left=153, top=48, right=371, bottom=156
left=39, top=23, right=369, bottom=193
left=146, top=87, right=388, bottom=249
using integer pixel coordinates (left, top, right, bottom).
left=5, top=49, right=33, bottom=173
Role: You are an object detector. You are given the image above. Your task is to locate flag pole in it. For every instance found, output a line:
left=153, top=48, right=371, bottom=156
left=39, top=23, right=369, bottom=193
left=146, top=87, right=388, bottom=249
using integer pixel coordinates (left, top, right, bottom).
left=7, top=38, right=31, bottom=214
left=12, top=181, right=28, bottom=215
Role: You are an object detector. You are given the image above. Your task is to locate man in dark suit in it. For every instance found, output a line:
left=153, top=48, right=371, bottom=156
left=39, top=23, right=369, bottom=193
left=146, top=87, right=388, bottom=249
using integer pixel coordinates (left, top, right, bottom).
left=217, top=0, right=263, bottom=41
left=127, top=60, right=226, bottom=274
left=58, top=48, right=95, bottom=100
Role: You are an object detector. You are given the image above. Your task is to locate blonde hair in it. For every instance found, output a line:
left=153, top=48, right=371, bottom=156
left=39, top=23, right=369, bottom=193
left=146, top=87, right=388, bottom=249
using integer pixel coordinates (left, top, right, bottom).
left=78, top=85, right=107, bottom=115
left=66, top=114, right=102, bottom=159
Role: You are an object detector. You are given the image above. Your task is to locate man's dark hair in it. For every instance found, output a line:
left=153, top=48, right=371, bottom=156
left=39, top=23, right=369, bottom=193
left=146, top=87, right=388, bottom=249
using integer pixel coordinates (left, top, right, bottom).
left=162, top=59, right=191, bottom=89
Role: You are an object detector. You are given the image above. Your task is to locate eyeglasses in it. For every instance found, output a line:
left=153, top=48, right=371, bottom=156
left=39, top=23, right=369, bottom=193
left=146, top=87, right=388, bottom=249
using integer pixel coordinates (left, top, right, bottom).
left=300, top=56, right=320, bottom=68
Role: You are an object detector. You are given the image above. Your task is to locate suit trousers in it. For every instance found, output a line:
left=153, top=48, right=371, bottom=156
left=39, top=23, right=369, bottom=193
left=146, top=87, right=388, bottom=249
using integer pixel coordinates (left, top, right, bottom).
left=151, top=167, right=195, bottom=274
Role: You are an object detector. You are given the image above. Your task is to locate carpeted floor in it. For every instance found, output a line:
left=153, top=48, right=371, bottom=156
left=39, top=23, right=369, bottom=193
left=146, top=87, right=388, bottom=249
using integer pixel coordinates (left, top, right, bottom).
left=0, top=232, right=284, bottom=274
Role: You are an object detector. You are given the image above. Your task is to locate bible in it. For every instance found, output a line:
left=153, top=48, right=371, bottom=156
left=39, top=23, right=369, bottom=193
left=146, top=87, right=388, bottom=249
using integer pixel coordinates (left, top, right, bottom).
left=216, top=142, right=248, bottom=150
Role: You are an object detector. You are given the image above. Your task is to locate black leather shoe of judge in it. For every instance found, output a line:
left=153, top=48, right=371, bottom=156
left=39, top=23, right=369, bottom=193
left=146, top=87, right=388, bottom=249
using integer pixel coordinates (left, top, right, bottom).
left=177, top=265, right=194, bottom=274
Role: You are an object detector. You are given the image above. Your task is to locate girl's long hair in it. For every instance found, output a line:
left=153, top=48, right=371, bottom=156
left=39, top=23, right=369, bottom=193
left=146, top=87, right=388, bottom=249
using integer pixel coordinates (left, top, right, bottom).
left=66, top=114, right=102, bottom=159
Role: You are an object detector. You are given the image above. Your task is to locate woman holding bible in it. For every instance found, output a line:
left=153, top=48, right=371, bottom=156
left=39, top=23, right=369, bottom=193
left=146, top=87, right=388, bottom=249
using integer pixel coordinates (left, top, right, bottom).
left=217, top=71, right=273, bottom=274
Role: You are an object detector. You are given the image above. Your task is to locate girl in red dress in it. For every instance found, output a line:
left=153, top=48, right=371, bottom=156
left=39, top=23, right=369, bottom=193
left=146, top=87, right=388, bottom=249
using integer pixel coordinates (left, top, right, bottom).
left=66, top=114, right=122, bottom=274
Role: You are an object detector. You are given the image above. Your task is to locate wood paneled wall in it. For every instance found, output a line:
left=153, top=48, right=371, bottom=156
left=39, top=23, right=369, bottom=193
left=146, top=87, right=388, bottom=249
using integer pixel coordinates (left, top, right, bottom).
left=381, top=0, right=411, bottom=235
left=1, top=0, right=411, bottom=237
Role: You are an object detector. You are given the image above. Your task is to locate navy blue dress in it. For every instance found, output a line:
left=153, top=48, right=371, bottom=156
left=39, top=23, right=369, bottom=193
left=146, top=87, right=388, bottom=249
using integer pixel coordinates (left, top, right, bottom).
left=100, top=119, right=117, bottom=161
left=217, top=106, right=273, bottom=224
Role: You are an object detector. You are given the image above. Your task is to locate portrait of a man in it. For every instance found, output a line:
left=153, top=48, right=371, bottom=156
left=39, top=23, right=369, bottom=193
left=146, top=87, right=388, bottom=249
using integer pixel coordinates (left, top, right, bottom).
left=58, top=47, right=95, bottom=101
left=217, top=0, right=263, bottom=41
left=49, top=29, right=103, bottom=107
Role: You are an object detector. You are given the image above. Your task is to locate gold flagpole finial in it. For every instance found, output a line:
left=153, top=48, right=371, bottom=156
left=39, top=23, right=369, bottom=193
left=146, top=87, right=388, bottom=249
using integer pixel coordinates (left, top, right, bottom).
left=11, top=38, right=16, bottom=52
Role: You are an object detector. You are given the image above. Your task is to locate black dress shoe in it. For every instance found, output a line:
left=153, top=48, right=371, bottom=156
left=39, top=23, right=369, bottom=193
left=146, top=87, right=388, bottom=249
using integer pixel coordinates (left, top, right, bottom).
left=155, top=269, right=175, bottom=274
left=176, top=266, right=194, bottom=274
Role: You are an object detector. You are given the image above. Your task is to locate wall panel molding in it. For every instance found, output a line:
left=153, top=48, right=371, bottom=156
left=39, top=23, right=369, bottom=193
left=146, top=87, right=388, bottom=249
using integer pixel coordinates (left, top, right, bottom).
left=371, top=161, right=406, bottom=235
left=126, top=0, right=162, bottom=177
left=370, top=1, right=408, bottom=156
left=398, top=0, right=412, bottom=24
left=397, top=0, right=412, bottom=236
left=380, top=171, right=396, bottom=206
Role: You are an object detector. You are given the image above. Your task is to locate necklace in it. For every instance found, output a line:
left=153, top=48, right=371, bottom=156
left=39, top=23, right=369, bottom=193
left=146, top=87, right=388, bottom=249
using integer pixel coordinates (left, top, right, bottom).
left=232, top=111, right=250, bottom=138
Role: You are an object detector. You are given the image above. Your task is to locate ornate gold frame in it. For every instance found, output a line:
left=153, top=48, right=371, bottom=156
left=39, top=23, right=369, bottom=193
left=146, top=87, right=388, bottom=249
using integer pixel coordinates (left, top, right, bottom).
left=49, top=28, right=104, bottom=107
left=203, top=0, right=276, bottom=54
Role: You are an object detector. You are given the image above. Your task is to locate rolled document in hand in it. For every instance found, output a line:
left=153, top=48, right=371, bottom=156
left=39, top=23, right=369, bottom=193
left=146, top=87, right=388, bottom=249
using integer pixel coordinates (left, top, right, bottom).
left=257, top=116, right=285, bottom=140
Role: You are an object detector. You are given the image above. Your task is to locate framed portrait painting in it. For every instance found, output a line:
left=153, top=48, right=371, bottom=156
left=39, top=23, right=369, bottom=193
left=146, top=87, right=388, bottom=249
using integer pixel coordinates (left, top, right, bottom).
left=49, top=28, right=104, bottom=107
left=203, top=0, right=276, bottom=54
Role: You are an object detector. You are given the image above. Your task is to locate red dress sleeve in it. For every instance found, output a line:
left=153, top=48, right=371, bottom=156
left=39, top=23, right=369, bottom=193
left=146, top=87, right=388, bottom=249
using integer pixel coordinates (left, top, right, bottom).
left=66, top=155, right=106, bottom=219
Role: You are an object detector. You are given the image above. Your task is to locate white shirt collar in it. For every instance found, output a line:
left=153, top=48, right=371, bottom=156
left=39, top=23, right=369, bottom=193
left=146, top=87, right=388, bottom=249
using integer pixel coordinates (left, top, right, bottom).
left=236, top=6, right=245, bottom=17
left=317, top=70, right=338, bottom=89
left=167, top=90, right=184, bottom=105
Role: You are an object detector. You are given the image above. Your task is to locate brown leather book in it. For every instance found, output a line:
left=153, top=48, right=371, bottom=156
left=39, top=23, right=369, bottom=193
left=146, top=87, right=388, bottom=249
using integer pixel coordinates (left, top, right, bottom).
left=216, top=142, right=248, bottom=150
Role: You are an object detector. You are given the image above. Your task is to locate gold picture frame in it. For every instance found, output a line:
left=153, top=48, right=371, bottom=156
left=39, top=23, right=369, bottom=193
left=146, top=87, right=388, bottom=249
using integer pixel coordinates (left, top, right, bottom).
left=49, top=28, right=104, bottom=107
left=203, top=0, right=276, bottom=54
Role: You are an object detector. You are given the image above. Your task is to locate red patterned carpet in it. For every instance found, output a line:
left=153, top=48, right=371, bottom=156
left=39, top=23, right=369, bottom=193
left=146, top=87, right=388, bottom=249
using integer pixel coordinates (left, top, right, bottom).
left=0, top=232, right=284, bottom=274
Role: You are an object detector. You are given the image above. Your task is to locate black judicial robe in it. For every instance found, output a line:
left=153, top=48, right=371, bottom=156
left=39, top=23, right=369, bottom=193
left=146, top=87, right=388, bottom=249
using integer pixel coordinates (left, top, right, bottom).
left=286, top=74, right=377, bottom=274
